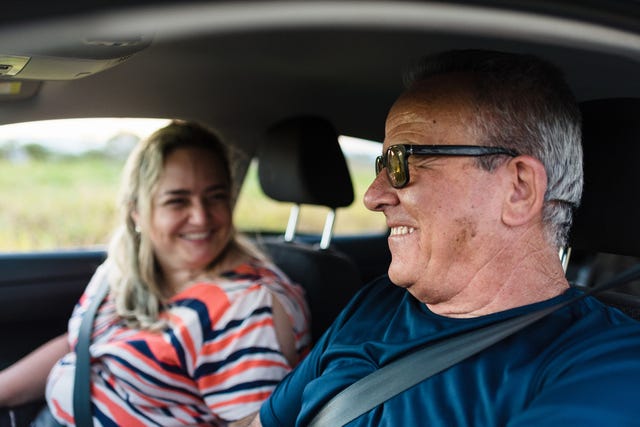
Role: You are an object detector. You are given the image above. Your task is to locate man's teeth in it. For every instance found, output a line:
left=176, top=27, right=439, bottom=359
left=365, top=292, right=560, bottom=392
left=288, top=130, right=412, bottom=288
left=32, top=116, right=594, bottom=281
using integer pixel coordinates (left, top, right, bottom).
left=390, top=226, right=415, bottom=236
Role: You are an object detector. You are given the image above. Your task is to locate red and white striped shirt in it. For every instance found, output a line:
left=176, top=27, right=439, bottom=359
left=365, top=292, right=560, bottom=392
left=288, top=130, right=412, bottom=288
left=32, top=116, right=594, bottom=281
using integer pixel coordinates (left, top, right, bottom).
left=46, top=260, right=310, bottom=426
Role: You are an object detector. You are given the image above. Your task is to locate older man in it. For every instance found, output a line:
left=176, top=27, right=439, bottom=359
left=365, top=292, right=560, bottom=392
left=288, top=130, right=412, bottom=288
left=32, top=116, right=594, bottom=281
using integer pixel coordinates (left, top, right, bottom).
left=251, top=50, right=640, bottom=426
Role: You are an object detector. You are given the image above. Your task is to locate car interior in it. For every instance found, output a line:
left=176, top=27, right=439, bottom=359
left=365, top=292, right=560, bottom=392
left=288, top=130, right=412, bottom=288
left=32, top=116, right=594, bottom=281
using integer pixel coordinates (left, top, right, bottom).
left=567, top=97, right=640, bottom=317
left=0, top=0, right=639, bottom=422
left=255, top=115, right=369, bottom=341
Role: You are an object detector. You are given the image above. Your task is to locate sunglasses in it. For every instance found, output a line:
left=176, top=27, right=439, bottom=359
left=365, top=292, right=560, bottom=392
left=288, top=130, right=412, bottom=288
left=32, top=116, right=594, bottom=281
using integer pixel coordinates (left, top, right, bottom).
left=375, top=144, right=519, bottom=188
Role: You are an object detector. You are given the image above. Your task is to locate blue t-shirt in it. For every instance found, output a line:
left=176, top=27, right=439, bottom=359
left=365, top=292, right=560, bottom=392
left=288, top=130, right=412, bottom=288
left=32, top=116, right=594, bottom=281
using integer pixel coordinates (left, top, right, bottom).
left=260, top=276, right=640, bottom=426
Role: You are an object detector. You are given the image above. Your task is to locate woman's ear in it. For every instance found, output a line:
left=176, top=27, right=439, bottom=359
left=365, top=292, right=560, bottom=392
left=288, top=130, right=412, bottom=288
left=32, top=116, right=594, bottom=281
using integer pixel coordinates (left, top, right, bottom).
left=131, top=209, right=140, bottom=231
left=502, top=156, right=547, bottom=227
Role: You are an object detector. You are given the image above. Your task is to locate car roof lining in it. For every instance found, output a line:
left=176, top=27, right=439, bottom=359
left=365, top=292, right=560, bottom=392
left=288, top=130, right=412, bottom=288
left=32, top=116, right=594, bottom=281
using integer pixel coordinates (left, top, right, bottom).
left=3, top=2, right=639, bottom=67
left=0, top=1, right=639, bottom=153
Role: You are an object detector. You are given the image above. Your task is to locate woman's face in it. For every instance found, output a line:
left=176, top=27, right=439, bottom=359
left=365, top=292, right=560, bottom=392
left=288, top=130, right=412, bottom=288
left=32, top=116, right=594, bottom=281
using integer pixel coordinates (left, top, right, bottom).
left=141, top=146, right=232, bottom=283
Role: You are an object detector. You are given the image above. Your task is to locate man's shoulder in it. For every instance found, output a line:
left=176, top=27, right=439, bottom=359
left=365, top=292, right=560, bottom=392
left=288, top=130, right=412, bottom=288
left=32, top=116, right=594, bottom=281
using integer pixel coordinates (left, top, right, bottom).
left=577, top=291, right=640, bottom=329
left=538, top=292, right=640, bottom=363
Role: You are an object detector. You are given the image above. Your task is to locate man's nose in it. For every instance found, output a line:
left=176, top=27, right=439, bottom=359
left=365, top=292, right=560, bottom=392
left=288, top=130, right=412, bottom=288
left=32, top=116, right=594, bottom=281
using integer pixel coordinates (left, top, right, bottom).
left=363, top=170, right=396, bottom=212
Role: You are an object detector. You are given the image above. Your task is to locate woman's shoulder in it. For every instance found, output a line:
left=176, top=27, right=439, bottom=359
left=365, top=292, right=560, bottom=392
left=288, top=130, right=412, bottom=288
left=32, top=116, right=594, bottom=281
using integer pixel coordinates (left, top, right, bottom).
left=173, top=260, right=293, bottom=301
left=170, top=259, right=312, bottom=353
left=221, top=259, right=290, bottom=284
left=166, top=260, right=297, bottom=328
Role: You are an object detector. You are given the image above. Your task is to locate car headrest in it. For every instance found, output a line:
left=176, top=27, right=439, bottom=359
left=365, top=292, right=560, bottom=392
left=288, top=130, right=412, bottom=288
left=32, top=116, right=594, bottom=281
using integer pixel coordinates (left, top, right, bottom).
left=569, top=98, right=640, bottom=257
left=258, top=116, right=354, bottom=209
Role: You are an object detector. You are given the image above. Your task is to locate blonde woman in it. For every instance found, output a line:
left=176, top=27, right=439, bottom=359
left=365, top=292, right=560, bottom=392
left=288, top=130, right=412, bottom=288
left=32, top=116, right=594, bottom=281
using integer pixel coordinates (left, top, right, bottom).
left=0, top=121, right=310, bottom=426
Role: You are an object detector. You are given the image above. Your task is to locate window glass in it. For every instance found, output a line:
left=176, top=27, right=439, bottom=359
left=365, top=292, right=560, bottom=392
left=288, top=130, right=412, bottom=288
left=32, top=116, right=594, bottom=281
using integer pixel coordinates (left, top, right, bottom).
left=0, top=120, right=387, bottom=253
left=234, top=136, right=387, bottom=235
left=0, top=118, right=169, bottom=252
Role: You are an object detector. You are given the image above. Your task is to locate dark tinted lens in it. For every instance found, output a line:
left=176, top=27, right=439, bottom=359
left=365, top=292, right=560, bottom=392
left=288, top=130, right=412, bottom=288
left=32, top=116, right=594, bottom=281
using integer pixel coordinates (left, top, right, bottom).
left=387, top=145, right=407, bottom=188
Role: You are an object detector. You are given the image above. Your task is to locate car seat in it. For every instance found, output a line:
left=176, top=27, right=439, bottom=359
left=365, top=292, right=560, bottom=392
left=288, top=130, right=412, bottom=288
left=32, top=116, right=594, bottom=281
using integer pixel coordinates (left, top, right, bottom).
left=256, top=115, right=363, bottom=342
left=568, top=97, right=640, bottom=319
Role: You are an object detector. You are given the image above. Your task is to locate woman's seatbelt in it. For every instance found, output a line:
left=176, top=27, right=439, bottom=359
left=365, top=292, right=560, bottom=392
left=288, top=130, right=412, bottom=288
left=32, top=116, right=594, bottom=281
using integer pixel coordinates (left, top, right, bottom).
left=73, top=276, right=110, bottom=427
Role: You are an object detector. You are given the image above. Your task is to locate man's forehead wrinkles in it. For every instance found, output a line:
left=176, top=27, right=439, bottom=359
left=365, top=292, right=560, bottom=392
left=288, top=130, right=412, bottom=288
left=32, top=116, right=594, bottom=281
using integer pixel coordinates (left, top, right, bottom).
left=385, top=130, right=431, bottom=144
left=389, top=109, right=434, bottom=124
left=386, top=114, right=439, bottom=136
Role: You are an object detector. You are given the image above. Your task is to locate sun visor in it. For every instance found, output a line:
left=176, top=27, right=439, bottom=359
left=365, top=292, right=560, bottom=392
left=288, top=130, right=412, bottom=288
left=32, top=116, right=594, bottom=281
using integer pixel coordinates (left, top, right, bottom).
left=0, top=34, right=152, bottom=81
left=0, top=80, right=41, bottom=100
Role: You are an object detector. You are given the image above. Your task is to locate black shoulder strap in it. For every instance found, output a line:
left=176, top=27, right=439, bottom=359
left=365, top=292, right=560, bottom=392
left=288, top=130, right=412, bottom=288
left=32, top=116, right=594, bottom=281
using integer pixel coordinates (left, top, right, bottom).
left=73, top=275, right=110, bottom=427
left=308, top=264, right=640, bottom=427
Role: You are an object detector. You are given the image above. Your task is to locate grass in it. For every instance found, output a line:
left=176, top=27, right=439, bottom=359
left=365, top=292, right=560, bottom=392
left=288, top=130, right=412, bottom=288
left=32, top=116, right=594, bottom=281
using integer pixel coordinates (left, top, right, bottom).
left=0, top=157, right=386, bottom=252
left=0, top=158, right=120, bottom=251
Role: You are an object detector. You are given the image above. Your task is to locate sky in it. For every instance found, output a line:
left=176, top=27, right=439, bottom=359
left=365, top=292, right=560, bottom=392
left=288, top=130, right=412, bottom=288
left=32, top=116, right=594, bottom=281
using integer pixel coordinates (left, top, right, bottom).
left=0, top=117, right=381, bottom=156
left=0, top=118, right=170, bottom=154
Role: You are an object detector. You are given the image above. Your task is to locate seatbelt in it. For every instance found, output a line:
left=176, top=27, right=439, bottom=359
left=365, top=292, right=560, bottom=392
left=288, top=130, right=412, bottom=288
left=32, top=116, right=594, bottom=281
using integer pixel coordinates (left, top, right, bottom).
left=73, top=276, right=110, bottom=427
left=308, top=264, right=640, bottom=427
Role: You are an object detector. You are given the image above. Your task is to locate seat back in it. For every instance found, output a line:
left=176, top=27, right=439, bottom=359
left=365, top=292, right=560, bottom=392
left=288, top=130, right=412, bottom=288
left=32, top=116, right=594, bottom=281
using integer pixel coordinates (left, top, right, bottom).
left=568, top=98, right=640, bottom=318
left=257, top=115, right=363, bottom=341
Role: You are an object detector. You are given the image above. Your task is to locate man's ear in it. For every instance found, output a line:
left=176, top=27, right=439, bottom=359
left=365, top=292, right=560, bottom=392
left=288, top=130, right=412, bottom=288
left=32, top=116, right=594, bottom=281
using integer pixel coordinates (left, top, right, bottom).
left=502, top=156, right=547, bottom=226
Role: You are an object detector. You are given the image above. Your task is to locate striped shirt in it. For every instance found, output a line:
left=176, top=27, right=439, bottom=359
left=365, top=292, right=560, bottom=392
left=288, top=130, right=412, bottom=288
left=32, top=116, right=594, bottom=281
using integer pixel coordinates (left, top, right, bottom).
left=46, top=260, right=311, bottom=426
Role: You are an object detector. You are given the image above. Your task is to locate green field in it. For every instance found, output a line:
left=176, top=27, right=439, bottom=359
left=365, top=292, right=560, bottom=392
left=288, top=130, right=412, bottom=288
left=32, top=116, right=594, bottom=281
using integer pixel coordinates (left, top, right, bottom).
left=0, top=157, right=120, bottom=251
left=0, top=157, right=386, bottom=252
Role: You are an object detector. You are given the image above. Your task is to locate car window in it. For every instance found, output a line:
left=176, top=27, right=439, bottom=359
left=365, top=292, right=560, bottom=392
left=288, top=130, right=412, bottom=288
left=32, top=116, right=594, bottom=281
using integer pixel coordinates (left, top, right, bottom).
left=0, top=119, right=386, bottom=253
left=234, top=136, right=388, bottom=235
left=0, top=118, right=169, bottom=252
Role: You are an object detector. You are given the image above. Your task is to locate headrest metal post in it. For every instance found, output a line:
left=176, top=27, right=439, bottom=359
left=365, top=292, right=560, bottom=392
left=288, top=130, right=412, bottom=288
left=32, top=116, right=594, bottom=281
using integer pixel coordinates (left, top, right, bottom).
left=320, top=209, right=336, bottom=250
left=284, top=204, right=300, bottom=242
left=559, top=246, right=572, bottom=273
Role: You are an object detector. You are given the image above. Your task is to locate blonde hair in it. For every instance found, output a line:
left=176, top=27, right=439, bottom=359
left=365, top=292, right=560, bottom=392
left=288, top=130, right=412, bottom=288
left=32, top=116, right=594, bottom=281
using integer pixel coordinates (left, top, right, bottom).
left=106, top=120, right=265, bottom=330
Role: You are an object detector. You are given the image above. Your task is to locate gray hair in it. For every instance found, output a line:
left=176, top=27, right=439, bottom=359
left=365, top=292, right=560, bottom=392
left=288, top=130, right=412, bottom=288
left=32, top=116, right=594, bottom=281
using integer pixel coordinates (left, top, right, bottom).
left=405, top=49, right=583, bottom=247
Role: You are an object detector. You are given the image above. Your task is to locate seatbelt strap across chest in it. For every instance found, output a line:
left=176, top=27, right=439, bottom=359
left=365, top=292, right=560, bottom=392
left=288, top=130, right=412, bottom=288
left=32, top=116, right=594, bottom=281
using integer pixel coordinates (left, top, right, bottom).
left=308, top=264, right=640, bottom=427
left=73, top=276, right=110, bottom=427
